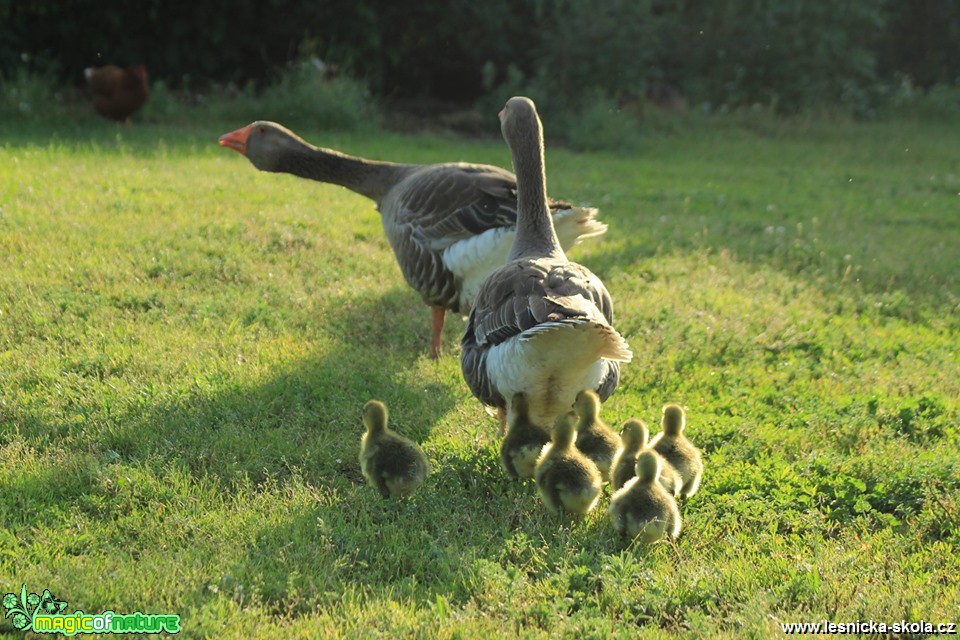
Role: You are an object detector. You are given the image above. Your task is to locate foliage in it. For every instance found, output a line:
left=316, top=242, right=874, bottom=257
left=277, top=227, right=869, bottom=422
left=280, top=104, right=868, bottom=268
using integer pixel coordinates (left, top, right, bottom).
left=1, top=0, right=959, bottom=116
left=1, top=112, right=958, bottom=636
left=0, top=0, right=320, bottom=90
left=660, top=1, right=886, bottom=113
left=200, top=69, right=381, bottom=132
left=0, top=67, right=63, bottom=119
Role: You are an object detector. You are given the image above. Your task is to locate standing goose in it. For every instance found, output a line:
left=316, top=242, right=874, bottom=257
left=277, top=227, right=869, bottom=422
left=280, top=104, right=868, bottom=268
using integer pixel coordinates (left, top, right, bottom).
left=610, top=418, right=682, bottom=495
left=608, top=450, right=682, bottom=543
left=649, top=404, right=703, bottom=498
left=460, top=97, right=631, bottom=432
left=571, top=389, right=621, bottom=482
left=219, top=121, right=606, bottom=359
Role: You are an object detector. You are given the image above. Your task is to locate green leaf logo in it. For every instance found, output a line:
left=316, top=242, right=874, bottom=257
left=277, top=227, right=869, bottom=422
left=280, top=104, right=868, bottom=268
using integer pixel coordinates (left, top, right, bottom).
left=2, top=585, right=69, bottom=633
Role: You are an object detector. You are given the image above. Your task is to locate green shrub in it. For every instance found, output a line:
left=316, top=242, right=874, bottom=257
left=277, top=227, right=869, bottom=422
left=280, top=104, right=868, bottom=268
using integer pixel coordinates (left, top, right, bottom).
left=204, top=68, right=381, bottom=131
left=563, top=98, right=642, bottom=152
left=0, top=67, right=62, bottom=119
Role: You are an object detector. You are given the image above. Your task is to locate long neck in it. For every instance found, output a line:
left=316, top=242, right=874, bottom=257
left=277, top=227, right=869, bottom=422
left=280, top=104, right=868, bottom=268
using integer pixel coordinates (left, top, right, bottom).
left=507, top=123, right=564, bottom=261
left=273, top=142, right=411, bottom=204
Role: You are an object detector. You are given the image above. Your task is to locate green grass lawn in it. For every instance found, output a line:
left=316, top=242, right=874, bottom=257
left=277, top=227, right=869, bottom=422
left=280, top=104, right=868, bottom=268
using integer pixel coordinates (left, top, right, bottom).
left=1, top=111, right=958, bottom=638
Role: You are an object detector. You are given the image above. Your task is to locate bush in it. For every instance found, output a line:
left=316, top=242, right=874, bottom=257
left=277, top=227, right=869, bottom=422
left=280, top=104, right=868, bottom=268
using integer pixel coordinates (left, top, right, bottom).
left=563, top=98, right=643, bottom=152
left=2, top=0, right=959, bottom=124
left=203, top=67, right=381, bottom=131
left=0, top=67, right=62, bottom=119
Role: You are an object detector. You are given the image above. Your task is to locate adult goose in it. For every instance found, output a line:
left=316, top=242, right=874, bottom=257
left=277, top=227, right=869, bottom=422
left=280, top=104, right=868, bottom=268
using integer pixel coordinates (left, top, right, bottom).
left=219, top=121, right=606, bottom=359
left=460, top=97, right=631, bottom=432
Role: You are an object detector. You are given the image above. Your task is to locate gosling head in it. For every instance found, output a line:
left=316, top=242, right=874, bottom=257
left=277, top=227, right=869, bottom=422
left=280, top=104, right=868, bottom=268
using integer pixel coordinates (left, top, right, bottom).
left=635, top=450, right=662, bottom=483
left=362, top=400, right=388, bottom=434
left=620, top=419, right=649, bottom=452
left=661, top=404, right=686, bottom=436
left=573, top=389, right=601, bottom=425
left=551, top=412, right=578, bottom=449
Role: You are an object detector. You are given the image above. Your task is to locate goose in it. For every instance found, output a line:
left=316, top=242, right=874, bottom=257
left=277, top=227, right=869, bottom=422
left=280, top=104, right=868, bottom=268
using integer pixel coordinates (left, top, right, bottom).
left=571, top=389, right=621, bottom=482
left=533, top=412, right=603, bottom=516
left=500, top=392, right=551, bottom=480
left=460, top=97, right=631, bottom=432
left=649, top=404, right=703, bottom=498
left=359, top=400, right=429, bottom=498
left=610, top=418, right=682, bottom=495
left=219, top=121, right=606, bottom=359
left=608, top=450, right=682, bottom=543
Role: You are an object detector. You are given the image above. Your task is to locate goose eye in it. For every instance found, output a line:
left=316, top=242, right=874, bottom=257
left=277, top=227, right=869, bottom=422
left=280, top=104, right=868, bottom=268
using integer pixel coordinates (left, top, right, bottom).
left=258, top=126, right=265, bottom=134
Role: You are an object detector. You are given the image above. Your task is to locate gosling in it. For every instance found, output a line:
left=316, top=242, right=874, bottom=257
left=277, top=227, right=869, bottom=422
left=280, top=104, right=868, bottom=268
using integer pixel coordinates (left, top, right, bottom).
left=610, top=419, right=683, bottom=495
left=534, top=412, right=603, bottom=516
left=501, top=392, right=551, bottom=480
left=571, top=390, right=621, bottom=482
left=649, top=404, right=703, bottom=498
left=609, top=450, right=682, bottom=543
left=359, top=400, right=429, bottom=499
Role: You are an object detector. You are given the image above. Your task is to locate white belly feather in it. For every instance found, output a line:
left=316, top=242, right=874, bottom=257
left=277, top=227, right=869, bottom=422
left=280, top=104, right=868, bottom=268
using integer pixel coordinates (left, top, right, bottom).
left=485, top=320, right=631, bottom=427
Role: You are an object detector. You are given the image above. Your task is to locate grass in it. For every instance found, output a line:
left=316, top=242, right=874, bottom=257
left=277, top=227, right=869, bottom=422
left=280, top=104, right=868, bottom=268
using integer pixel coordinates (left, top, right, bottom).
left=1, top=108, right=958, bottom=638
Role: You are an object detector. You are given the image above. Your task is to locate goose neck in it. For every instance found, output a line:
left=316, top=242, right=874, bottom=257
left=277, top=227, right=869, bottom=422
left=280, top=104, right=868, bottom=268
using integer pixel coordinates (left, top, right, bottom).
left=508, top=126, right=564, bottom=261
left=278, top=143, right=407, bottom=204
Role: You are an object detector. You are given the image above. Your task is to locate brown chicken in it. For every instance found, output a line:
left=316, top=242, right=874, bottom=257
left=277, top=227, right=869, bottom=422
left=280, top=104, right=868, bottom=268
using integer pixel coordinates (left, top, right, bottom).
left=84, top=65, right=149, bottom=123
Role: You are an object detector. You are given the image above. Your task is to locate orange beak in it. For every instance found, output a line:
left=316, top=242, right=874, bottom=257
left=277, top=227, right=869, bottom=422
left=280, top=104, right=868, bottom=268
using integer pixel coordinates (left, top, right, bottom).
left=218, top=124, right=252, bottom=154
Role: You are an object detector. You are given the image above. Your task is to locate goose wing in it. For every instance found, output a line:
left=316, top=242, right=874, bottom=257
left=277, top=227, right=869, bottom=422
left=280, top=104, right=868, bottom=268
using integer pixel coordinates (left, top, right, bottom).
left=389, top=163, right=520, bottom=249
left=460, top=258, right=619, bottom=407
left=469, top=258, right=615, bottom=347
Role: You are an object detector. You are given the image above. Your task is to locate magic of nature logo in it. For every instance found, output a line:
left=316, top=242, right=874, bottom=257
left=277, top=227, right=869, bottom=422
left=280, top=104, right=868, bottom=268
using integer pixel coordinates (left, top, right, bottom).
left=3, top=585, right=180, bottom=635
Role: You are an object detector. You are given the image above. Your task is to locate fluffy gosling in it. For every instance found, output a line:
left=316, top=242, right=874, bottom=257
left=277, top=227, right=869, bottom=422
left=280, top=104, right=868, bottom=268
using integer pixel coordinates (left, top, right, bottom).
left=649, top=404, right=703, bottom=498
left=501, top=392, right=552, bottom=479
left=359, top=400, right=429, bottom=499
left=534, top=412, right=603, bottom=516
left=571, top=389, right=621, bottom=482
left=608, top=450, right=682, bottom=543
left=610, top=418, right=682, bottom=495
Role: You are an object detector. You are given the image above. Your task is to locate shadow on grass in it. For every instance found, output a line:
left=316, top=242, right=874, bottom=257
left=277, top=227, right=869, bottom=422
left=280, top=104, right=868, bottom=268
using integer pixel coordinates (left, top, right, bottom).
left=4, top=287, right=459, bottom=502
left=210, top=445, right=649, bottom=618
left=113, top=288, right=458, bottom=486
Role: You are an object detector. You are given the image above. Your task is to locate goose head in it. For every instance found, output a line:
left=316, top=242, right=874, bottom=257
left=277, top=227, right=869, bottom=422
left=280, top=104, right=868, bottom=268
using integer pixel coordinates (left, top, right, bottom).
left=499, top=97, right=541, bottom=150
left=219, top=120, right=308, bottom=172
left=362, top=400, right=389, bottom=435
left=661, top=404, right=686, bottom=436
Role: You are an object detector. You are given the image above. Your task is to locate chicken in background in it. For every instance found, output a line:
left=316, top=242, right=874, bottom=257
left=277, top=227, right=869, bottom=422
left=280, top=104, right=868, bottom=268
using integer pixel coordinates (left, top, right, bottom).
left=84, top=65, right=149, bottom=123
